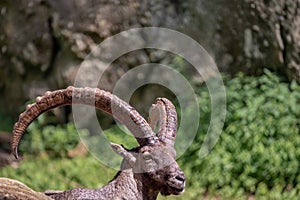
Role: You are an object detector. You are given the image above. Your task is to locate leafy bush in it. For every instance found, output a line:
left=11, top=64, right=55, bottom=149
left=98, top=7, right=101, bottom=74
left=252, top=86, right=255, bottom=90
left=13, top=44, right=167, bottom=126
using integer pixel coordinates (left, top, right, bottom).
left=0, top=111, right=14, bottom=132
left=2, top=69, right=300, bottom=199
left=16, top=105, right=139, bottom=158
left=0, top=156, right=115, bottom=191
left=180, top=69, right=300, bottom=199
left=19, top=115, right=80, bottom=157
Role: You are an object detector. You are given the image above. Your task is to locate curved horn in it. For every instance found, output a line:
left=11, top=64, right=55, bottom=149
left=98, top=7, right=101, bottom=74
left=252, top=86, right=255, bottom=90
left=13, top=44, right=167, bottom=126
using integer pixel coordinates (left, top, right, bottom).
left=148, top=98, right=178, bottom=146
left=12, top=86, right=155, bottom=159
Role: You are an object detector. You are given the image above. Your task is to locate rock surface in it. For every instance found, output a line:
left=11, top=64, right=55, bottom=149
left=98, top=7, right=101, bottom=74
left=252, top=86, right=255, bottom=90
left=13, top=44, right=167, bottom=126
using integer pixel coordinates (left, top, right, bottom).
left=0, top=0, right=299, bottom=116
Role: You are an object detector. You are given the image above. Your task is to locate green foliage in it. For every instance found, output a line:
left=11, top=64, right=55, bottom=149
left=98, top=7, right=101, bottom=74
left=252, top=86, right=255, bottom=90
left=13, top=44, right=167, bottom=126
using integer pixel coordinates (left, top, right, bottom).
left=19, top=115, right=80, bottom=157
left=18, top=109, right=138, bottom=157
left=180, top=69, right=300, bottom=199
left=2, top=69, right=300, bottom=199
left=0, top=156, right=115, bottom=191
left=0, top=111, right=14, bottom=132
left=103, top=125, right=138, bottom=149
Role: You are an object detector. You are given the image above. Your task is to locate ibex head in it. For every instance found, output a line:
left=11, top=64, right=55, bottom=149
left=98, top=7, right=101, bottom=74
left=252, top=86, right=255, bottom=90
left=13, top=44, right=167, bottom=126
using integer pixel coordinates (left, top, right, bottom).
left=111, top=98, right=185, bottom=195
left=11, top=87, right=185, bottom=197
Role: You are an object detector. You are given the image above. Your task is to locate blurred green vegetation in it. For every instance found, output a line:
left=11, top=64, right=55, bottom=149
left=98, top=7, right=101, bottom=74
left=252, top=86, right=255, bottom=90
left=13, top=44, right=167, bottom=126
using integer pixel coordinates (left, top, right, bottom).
left=1, top=69, right=300, bottom=199
left=18, top=116, right=79, bottom=158
left=0, top=112, right=14, bottom=132
left=180, top=69, right=300, bottom=199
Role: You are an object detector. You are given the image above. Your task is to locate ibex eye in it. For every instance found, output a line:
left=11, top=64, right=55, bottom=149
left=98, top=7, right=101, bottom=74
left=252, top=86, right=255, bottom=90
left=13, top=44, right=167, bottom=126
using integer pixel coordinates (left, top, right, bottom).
left=143, top=153, right=152, bottom=160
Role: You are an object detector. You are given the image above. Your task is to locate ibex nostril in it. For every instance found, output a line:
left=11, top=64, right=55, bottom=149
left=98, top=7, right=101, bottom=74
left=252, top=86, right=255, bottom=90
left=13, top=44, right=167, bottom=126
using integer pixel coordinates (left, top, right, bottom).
left=175, top=175, right=185, bottom=182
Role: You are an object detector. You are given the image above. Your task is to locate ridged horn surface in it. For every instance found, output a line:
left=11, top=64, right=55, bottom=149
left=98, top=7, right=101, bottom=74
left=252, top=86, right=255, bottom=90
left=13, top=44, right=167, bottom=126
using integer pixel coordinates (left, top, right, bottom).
left=148, top=98, right=177, bottom=146
left=12, top=86, right=155, bottom=159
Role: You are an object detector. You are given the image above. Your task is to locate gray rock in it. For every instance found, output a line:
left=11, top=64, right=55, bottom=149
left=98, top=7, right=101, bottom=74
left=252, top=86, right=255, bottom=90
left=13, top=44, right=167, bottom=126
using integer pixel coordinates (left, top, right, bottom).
left=0, top=0, right=299, bottom=116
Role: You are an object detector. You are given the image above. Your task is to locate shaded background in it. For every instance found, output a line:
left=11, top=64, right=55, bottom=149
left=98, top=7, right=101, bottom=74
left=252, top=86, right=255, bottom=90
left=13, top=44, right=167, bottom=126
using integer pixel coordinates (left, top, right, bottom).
left=0, top=0, right=299, bottom=116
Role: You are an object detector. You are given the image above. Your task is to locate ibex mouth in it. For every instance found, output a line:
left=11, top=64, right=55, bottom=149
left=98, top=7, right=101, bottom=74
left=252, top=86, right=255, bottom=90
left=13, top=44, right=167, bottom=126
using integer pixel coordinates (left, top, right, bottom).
left=166, top=176, right=186, bottom=195
left=169, top=186, right=185, bottom=195
left=161, top=184, right=185, bottom=196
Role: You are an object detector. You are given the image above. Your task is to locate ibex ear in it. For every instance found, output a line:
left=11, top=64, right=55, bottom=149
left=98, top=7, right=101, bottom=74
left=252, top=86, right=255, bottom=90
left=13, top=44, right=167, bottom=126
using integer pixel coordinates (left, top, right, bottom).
left=110, top=143, right=136, bottom=166
left=148, top=102, right=164, bottom=132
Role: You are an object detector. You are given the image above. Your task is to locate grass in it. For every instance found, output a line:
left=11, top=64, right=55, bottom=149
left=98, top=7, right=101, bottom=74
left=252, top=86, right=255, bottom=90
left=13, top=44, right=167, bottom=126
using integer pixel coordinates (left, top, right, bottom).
left=0, top=154, right=201, bottom=199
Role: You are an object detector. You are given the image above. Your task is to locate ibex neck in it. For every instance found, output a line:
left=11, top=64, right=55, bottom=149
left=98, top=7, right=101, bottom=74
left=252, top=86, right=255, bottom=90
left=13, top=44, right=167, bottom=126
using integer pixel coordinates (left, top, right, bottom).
left=102, top=169, right=159, bottom=200
left=46, top=169, right=160, bottom=200
left=133, top=172, right=160, bottom=200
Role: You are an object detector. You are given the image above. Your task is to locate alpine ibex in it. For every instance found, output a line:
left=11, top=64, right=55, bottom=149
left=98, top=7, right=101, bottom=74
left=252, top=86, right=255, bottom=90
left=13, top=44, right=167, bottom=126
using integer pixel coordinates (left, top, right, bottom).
left=4, top=86, right=186, bottom=200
